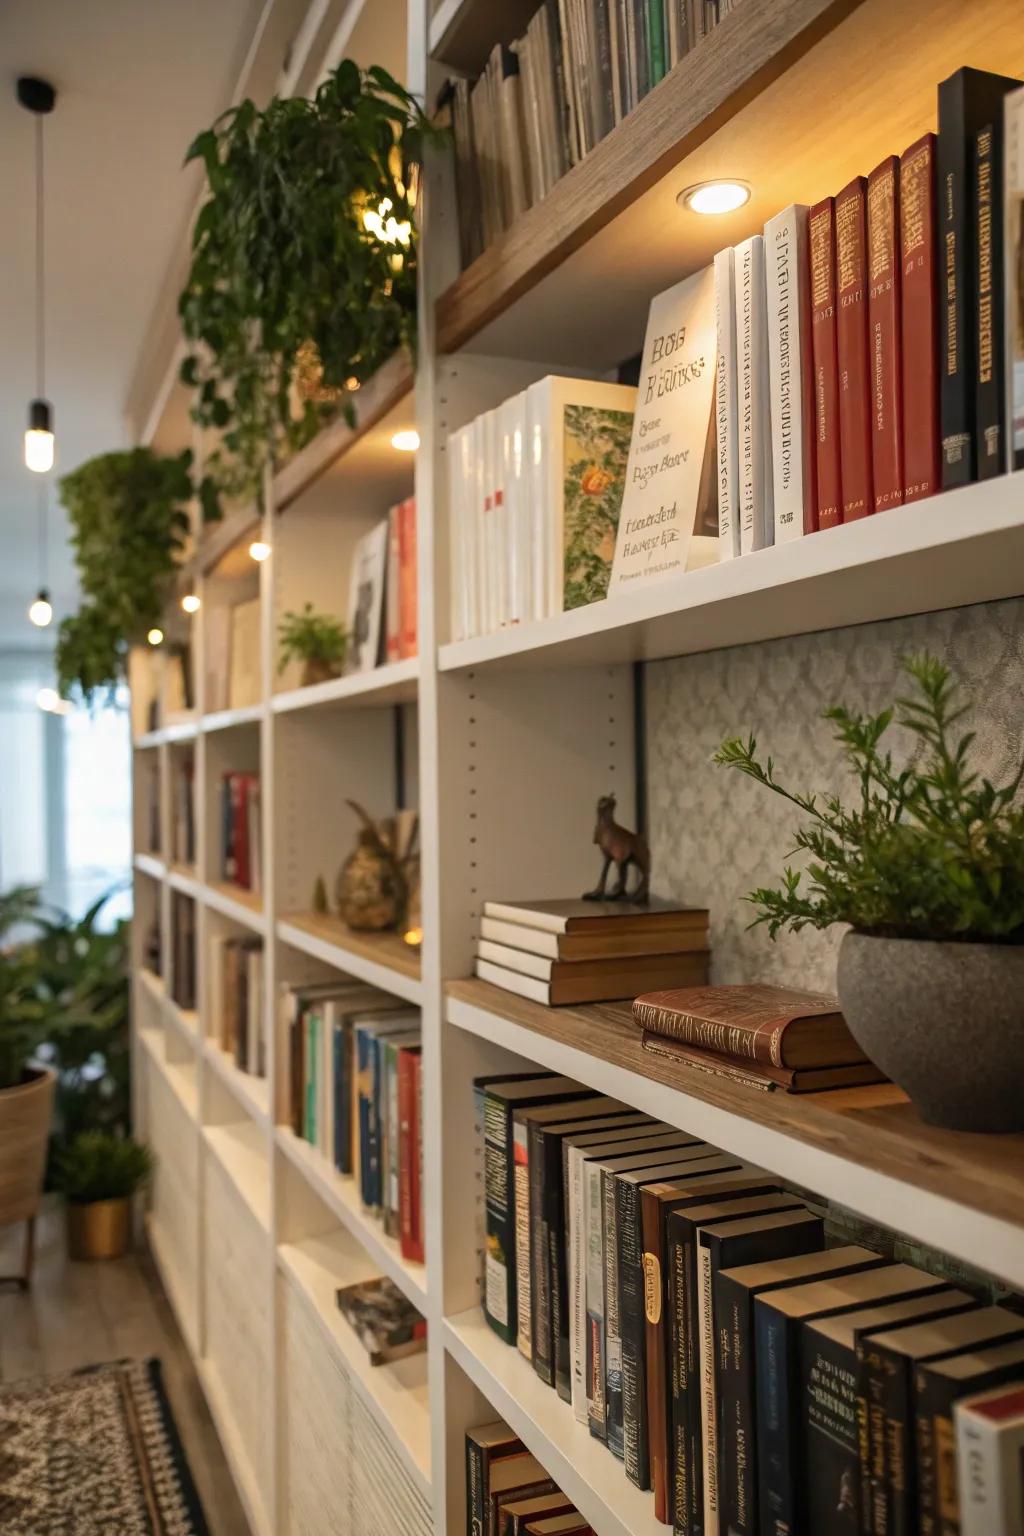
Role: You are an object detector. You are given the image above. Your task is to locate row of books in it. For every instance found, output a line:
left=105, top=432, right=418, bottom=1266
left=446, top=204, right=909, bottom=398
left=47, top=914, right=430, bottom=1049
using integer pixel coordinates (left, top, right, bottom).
left=473, top=897, right=709, bottom=1006
left=207, top=596, right=261, bottom=713
left=219, top=771, right=261, bottom=893
left=284, top=979, right=424, bottom=1263
left=208, top=933, right=266, bottom=1078
left=466, top=1420, right=592, bottom=1535
left=170, top=892, right=196, bottom=1012
left=346, top=500, right=418, bottom=674
left=172, top=754, right=195, bottom=867
left=478, top=1071, right=1024, bottom=1533
left=444, top=1, right=734, bottom=271
left=385, top=497, right=418, bottom=665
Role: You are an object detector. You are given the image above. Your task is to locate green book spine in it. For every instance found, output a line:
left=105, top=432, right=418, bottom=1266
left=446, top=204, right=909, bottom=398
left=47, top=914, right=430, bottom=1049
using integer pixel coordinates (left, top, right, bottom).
left=647, top=0, right=668, bottom=84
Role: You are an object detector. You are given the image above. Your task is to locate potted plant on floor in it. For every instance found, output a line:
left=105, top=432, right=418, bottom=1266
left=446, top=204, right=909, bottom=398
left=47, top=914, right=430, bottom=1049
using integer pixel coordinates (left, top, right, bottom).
left=0, top=887, right=57, bottom=1287
left=714, top=653, right=1024, bottom=1132
left=54, top=1131, right=155, bottom=1260
left=278, top=603, right=349, bottom=687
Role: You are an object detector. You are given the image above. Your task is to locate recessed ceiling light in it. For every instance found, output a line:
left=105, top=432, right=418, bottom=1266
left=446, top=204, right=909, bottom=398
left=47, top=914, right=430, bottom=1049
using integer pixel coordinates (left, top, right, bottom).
left=391, top=429, right=420, bottom=453
left=249, top=540, right=271, bottom=562
left=678, top=180, right=751, bottom=216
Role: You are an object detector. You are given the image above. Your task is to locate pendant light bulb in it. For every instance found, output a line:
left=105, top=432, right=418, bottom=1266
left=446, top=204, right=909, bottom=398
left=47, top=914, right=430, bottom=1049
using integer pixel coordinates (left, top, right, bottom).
left=147, top=627, right=164, bottom=647
left=25, top=400, right=54, bottom=473
left=28, top=588, right=52, bottom=627
left=249, top=540, right=271, bottom=563
left=181, top=592, right=201, bottom=614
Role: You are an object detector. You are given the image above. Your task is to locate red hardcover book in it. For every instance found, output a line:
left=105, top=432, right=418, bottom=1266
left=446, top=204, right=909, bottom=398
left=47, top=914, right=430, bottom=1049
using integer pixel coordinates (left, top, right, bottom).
left=867, top=157, right=904, bottom=511
left=836, top=176, right=874, bottom=520
left=399, top=497, right=418, bottom=659
left=385, top=503, right=402, bottom=663
left=900, top=132, right=941, bottom=502
left=232, top=773, right=250, bottom=889
left=809, top=198, right=842, bottom=528
left=400, top=1046, right=424, bottom=1263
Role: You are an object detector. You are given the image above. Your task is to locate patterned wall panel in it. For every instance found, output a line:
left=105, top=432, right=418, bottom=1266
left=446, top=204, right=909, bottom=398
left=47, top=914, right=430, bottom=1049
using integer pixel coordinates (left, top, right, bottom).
left=645, top=596, right=1024, bottom=992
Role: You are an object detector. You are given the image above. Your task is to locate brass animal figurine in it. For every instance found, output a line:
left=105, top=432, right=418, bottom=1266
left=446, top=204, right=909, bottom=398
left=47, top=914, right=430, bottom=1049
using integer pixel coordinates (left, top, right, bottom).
left=584, top=793, right=650, bottom=903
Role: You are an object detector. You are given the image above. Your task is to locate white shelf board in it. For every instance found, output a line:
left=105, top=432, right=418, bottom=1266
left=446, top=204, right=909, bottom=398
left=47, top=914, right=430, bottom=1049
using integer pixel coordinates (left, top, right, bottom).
left=133, top=728, right=164, bottom=750
left=271, top=657, right=420, bottom=715
left=195, top=1356, right=272, bottom=1536
left=136, top=968, right=166, bottom=1007
left=134, top=852, right=166, bottom=880
left=203, top=702, right=265, bottom=733
left=163, top=713, right=199, bottom=742
left=164, top=994, right=200, bottom=1043
left=276, top=917, right=422, bottom=1005
left=146, top=1212, right=198, bottom=1355
left=206, top=1040, right=272, bottom=1128
left=444, top=1307, right=659, bottom=1536
left=277, top=1235, right=432, bottom=1502
left=167, top=864, right=200, bottom=897
left=203, top=881, right=268, bottom=935
left=275, top=1127, right=427, bottom=1311
left=439, top=474, right=1024, bottom=673
left=203, top=1121, right=271, bottom=1232
left=448, top=990, right=1024, bottom=1290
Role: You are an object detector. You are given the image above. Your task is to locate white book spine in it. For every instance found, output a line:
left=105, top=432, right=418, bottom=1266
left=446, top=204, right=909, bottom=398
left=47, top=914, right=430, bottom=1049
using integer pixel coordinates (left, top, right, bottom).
left=765, top=204, right=811, bottom=543
left=957, top=1396, right=1024, bottom=1536
left=474, top=956, right=549, bottom=1005
left=478, top=916, right=560, bottom=958
left=448, top=426, right=467, bottom=642
left=569, top=1145, right=590, bottom=1423
left=525, top=384, right=548, bottom=621
left=502, top=393, right=529, bottom=626
left=714, top=247, right=740, bottom=560
left=584, top=1160, right=607, bottom=1431
left=476, top=938, right=553, bottom=980
left=735, top=235, right=774, bottom=553
left=473, top=413, right=492, bottom=634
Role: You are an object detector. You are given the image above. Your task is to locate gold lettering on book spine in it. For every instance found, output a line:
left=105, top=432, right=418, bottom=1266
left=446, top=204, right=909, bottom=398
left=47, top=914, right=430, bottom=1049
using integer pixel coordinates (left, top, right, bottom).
left=810, top=207, right=832, bottom=310
left=836, top=192, right=860, bottom=294
left=901, top=146, right=929, bottom=258
left=868, top=169, right=894, bottom=284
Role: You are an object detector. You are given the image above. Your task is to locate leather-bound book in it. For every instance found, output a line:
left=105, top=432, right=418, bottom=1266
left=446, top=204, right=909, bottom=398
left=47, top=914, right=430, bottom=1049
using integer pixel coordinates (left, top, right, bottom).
left=836, top=176, right=874, bottom=520
left=809, top=198, right=842, bottom=527
left=900, top=133, right=941, bottom=502
left=867, top=156, right=904, bottom=511
left=633, top=984, right=865, bottom=1070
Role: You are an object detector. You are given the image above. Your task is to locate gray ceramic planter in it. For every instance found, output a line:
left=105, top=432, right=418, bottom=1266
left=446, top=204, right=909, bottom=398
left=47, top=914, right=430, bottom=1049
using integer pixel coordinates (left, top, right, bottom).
left=837, top=931, right=1024, bottom=1133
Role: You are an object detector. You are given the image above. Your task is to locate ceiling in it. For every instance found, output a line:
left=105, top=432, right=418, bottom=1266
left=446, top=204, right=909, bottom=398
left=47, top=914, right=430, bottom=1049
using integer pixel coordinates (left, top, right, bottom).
left=0, top=0, right=266, bottom=648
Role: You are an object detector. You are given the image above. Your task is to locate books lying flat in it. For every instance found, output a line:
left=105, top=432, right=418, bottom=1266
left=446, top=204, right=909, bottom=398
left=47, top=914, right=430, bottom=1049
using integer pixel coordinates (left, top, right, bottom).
left=334, top=1275, right=426, bottom=1366
left=641, top=1030, right=887, bottom=1092
left=477, top=953, right=710, bottom=1006
left=479, top=916, right=709, bottom=961
left=633, top=983, right=866, bottom=1069
left=483, top=897, right=707, bottom=936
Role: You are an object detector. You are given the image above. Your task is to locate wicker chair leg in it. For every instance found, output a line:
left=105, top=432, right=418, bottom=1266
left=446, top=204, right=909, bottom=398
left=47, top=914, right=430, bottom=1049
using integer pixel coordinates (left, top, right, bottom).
left=0, top=1217, right=35, bottom=1291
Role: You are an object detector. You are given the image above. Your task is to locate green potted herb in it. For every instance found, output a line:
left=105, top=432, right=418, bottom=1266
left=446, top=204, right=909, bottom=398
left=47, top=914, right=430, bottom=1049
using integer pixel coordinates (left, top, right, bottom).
left=54, top=1132, right=155, bottom=1260
left=0, top=887, right=56, bottom=1284
left=715, top=654, right=1024, bottom=1132
left=278, top=603, right=349, bottom=686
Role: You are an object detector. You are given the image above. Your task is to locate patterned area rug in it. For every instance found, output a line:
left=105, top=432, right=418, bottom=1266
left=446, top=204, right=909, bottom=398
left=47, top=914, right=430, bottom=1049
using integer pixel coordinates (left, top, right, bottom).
left=0, top=1358, right=209, bottom=1535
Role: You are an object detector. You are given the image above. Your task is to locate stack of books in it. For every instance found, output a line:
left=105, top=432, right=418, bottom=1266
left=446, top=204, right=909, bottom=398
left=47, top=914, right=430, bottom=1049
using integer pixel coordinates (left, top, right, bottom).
left=474, top=1068, right=1024, bottom=1534
left=208, top=933, right=265, bottom=1077
left=465, top=1419, right=593, bottom=1535
left=283, top=979, right=424, bottom=1263
left=442, top=2, right=736, bottom=271
left=335, top=1276, right=426, bottom=1367
left=474, top=898, right=710, bottom=1006
left=633, top=983, right=889, bottom=1092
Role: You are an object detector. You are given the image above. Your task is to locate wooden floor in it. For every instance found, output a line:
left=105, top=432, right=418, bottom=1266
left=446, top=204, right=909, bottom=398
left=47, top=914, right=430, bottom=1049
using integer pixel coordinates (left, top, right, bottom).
left=0, top=1202, right=250, bottom=1536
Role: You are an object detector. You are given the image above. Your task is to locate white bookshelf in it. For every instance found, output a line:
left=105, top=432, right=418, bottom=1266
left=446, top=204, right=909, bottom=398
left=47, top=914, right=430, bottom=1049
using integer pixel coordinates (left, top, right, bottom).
left=129, top=2, right=1024, bottom=1533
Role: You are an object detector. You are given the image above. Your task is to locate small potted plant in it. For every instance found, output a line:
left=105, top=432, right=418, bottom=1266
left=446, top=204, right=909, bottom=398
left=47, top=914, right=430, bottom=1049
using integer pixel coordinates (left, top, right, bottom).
left=278, top=603, right=348, bottom=686
left=0, top=887, right=56, bottom=1287
left=55, top=1131, right=155, bottom=1260
left=714, top=654, right=1024, bottom=1132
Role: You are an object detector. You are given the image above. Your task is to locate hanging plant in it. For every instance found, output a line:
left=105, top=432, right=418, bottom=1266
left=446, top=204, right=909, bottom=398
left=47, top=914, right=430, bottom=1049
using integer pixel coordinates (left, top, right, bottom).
left=179, top=61, right=436, bottom=511
left=56, top=448, right=197, bottom=701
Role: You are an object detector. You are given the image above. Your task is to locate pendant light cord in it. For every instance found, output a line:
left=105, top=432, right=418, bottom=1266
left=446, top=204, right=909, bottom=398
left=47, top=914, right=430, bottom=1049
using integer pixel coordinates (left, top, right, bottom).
left=36, top=112, right=45, bottom=399
left=38, top=479, right=48, bottom=590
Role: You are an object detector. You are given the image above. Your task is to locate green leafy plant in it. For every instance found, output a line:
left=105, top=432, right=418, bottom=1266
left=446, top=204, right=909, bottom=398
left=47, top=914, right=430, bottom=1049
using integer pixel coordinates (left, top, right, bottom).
left=713, top=654, right=1024, bottom=943
left=53, top=1131, right=155, bottom=1205
left=0, top=886, right=51, bottom=1091
left=278, top=603, right=349, bottom=675
left=561, top=405, right=635, bottom=609
left=179, top=60, right=436, bottom=510
left=56, top=448, right=203, bottom=701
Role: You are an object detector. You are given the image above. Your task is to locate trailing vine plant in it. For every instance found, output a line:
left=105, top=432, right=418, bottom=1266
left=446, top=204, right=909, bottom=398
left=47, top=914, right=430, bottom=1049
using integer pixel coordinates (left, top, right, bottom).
left=179, top=61, right=434, bottom=511
left=56, top=448, right=197, bottom=701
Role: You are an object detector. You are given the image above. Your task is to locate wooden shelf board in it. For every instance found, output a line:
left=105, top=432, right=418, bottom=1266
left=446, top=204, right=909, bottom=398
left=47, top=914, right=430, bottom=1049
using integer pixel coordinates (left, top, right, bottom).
left=195, top=1356, right=272, bottom=1536
left=204, top=881, right=268, bottom=934
left=437, top=0, right=1024, bottom=369
left=167, top=863, right=200, bottom=896
left=272, top=657, right=419, bottom=715
left=275, top=1126, right=428, bottom=1311
left=146, top=1213, right=199, bottom=1356
left=427, top=0, right=541, bottom=72
left=192, top=504, right=262, bottom=580
left=134, top=852, right=166, bottom=880
left=205, top=1040, right=272, bottom=1127
left=448, top=978, right=1024, bottom=1289
left=444, top=1307, right=659, bottom=1536
left=272, top=350, right=415, bottom=513
left=203, top=1121, right=272, bottom=1232
left=277, top=1235, right=431, bottom=1500
left=203, top=702, right=264, bottom=734
left=277, top=913, right=423, bottom=1005
left=439, top=474, right=1024, bottom=673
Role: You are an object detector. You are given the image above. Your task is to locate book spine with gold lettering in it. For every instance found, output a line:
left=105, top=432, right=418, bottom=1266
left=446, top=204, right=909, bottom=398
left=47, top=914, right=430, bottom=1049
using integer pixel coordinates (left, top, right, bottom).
left=836, top=176, right=874, bottom=520
left=618, top=1176, right=653, bottom=1489
left=974, top=122, right=1006, bottom=479
left=809, top=198, right=842, bottom=527
left=641, top=1186, right=674, bottom=1523
left=867, top=158, right=904, bottom=511
left=900, top=134, right=941, bottom=502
